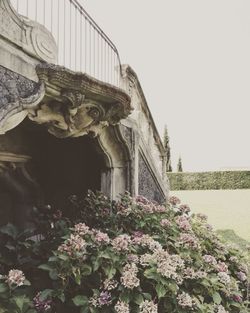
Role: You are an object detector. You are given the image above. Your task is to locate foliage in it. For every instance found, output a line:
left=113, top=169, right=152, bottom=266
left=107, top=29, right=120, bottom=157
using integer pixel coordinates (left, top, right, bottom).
left=167, top=171, right=250, bottom=190
left=0, top=192, right=249, bottom=312
left=216, top=230, right=250, bottom=252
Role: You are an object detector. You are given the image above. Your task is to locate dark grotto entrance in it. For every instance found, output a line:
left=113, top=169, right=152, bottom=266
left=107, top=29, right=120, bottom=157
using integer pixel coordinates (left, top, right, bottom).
left=28, top=123, right=106, bottom=211
left=0, top=121, right=107, bottom=228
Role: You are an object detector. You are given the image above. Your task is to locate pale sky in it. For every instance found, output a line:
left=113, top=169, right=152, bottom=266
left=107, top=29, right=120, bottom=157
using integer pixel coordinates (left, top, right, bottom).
left=82, top=0, right=250, bottom=172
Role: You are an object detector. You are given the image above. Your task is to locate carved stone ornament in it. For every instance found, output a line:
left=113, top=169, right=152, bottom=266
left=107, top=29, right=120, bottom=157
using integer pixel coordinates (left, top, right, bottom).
left=0, top=0, right=57, bottom=63
left=0, top=66, right=45, bottom=134
left=0, top=64, right=132, bottom=138
left=29, top=64, right=132, bottom=138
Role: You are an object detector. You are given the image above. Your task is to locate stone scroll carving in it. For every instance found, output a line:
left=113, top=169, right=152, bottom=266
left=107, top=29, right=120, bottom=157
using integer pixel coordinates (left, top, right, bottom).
left=26, top=64, right=132, bottom=138
left=0, top=0, right=57, bottom=63
left=0, top=64, right=132, bottom=138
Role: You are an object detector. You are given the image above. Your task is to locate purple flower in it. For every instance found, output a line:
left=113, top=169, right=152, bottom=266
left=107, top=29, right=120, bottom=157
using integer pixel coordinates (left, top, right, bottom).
left=33, top=292, right=52, bottom=312
left=98, top=291, right=112, bottom=306
left=236, top=271, right=247, bottom=282
left=232, top=294, right=242, bottom=303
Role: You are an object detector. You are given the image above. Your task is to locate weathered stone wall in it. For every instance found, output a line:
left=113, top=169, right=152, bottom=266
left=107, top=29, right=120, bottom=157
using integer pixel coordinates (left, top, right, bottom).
left=121, top=65, right=168, bottom=203
left=138, top=152, right=166, bottom=204
left=168, top=171, right=250, bottom=190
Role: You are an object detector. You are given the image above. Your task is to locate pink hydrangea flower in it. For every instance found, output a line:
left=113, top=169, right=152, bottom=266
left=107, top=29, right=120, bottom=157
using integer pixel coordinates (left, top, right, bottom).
left=94, top=230, right=110, bottom=244
left=176, top=216, right=192, bottom=231
left=179, top=204, right=190, bottom=214
left=6, top=269, right=25, bottom=287
left=160, top=218, right=172, bottom=228
left=112, top=234, right=131, bottom=252
left=169, top=196, right=181, bottom=206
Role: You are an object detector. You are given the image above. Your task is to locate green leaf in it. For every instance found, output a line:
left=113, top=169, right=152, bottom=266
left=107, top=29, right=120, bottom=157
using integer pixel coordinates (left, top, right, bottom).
left=0, top=284, right=8, bottom=293
left=144, top=268, right=158, bottom=280
left=39, top=289, right=53, bottom=301
left=58, top=254, right=69, bottom=261
left=81, top=265, right=92, bottom=276
left=212, top=292, right=222, bottom=304
left=92, top=258, right=101, bottom=272
left=57, top=292, right=65, bottom=303
left=72, top=295, right=88, bottom=307
left=38, top=264, right=53, bottom=272
left=142, top=293, right=152, bottom=300
left=120, top=291, right=131, bottom=302
left=0, top=224, right=18, bottom=239
left=11, top=296, right=30, bottom=312
left=49, top=269, right=58, bottom=280
left=155, top=284, right=166, bottom=298
left=103, top=266, right=116, bottom=279
left=133, top=293, right=144, bottom=305
left=80, top=307, right=90, bottom=313
left=73, top=268, right=81, bottom=285
left=48, top=256, right=58, bottom=262
left=23, top=279, right=31, bottom=286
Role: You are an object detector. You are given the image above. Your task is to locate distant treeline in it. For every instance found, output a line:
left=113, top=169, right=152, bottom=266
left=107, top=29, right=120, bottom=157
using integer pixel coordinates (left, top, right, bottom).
left=167, top=171, right=250, bottom=190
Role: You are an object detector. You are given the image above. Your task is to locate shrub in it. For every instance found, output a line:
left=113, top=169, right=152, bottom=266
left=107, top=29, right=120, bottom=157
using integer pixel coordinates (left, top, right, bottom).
left=0, top=192, right=249, bottom=312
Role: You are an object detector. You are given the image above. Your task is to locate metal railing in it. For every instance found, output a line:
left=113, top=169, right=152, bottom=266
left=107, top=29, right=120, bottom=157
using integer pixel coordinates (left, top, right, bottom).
left=10, top=0, right=122, bottom=87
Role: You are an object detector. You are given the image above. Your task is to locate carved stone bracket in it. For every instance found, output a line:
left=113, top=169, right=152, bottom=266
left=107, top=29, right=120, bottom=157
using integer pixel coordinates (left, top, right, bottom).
left=26, top=64, right=132, bottom=138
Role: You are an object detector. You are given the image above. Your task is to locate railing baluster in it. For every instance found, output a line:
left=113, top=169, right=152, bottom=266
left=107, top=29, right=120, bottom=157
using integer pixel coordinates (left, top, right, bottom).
left=10, top=0, right=122, bottom=88
left=75, top=4, right=77, bottom=71
left=63, top=0, right=66, bottom=65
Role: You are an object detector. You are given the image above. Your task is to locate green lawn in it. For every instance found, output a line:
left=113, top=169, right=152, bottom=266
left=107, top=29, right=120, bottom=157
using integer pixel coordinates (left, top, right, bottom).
left=171, top=189, right=250, bottom=241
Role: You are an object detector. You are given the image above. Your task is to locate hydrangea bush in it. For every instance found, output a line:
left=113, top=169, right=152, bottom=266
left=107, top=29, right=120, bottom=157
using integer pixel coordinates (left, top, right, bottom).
left=0, top=192, right=249, bottom=312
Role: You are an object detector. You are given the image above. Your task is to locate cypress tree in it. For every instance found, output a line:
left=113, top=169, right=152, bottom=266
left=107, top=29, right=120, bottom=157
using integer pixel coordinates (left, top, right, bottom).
left=177, top=156, right=183, bottom=172
left=163, top=125, right=172, bottom=172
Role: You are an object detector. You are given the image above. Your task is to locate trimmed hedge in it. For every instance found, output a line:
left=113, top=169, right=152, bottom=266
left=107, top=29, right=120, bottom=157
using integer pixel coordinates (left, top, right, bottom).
left=167, top=171, right=250, bottom=190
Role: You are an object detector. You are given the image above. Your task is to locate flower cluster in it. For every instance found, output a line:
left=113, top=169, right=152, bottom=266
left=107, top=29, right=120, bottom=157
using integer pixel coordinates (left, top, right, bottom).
left=112, top=234, right=131, bottom=252
left=58, top=234, right=87, bottom=256
left=178, top=233, right=200, bottom=250
left=218, top=272, right=231, bottom=285
left=121, top=263, right=140, bottom=289
left=94, top=230, right=110, bottom=244
left=33, top=292, right=52, bottom=312
left=155, top=249, right=184, bottom=282
left=136, top=195, right=166, bottom=214
left=169, top=196, right=181, bottom=206
left=2, top=192, right=248, bottom=312
left=73, top=222, right=90, bottom=236
left=90, top=291, right=112, bottom=307
left=115, top=301, right=130, bottom=313
left=139, top=300, right=158, bottom=313
left=177, top=292, right=195, bottom=308
left=176, top=215, right=191, bottom=231
left=6, top=269, right=25, bottom=287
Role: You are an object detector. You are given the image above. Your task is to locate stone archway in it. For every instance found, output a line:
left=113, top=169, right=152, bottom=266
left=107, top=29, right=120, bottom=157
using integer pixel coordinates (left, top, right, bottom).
left=0, top=63, right=133, bottom=228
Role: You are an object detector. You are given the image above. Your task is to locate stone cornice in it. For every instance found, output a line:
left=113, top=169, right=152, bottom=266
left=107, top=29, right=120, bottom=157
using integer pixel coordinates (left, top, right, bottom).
left=36, top=64, right=131, bottom=121
left=0, top=64, right=132, bottom=138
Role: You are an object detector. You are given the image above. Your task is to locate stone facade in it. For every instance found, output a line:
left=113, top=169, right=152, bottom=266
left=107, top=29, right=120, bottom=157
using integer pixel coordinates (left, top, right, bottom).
left=0, top=0, right=168, bottom=229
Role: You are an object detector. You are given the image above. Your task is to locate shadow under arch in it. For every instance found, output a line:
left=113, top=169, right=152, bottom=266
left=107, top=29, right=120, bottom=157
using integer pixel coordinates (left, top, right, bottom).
left=0, top=120, right=132, bottom=228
